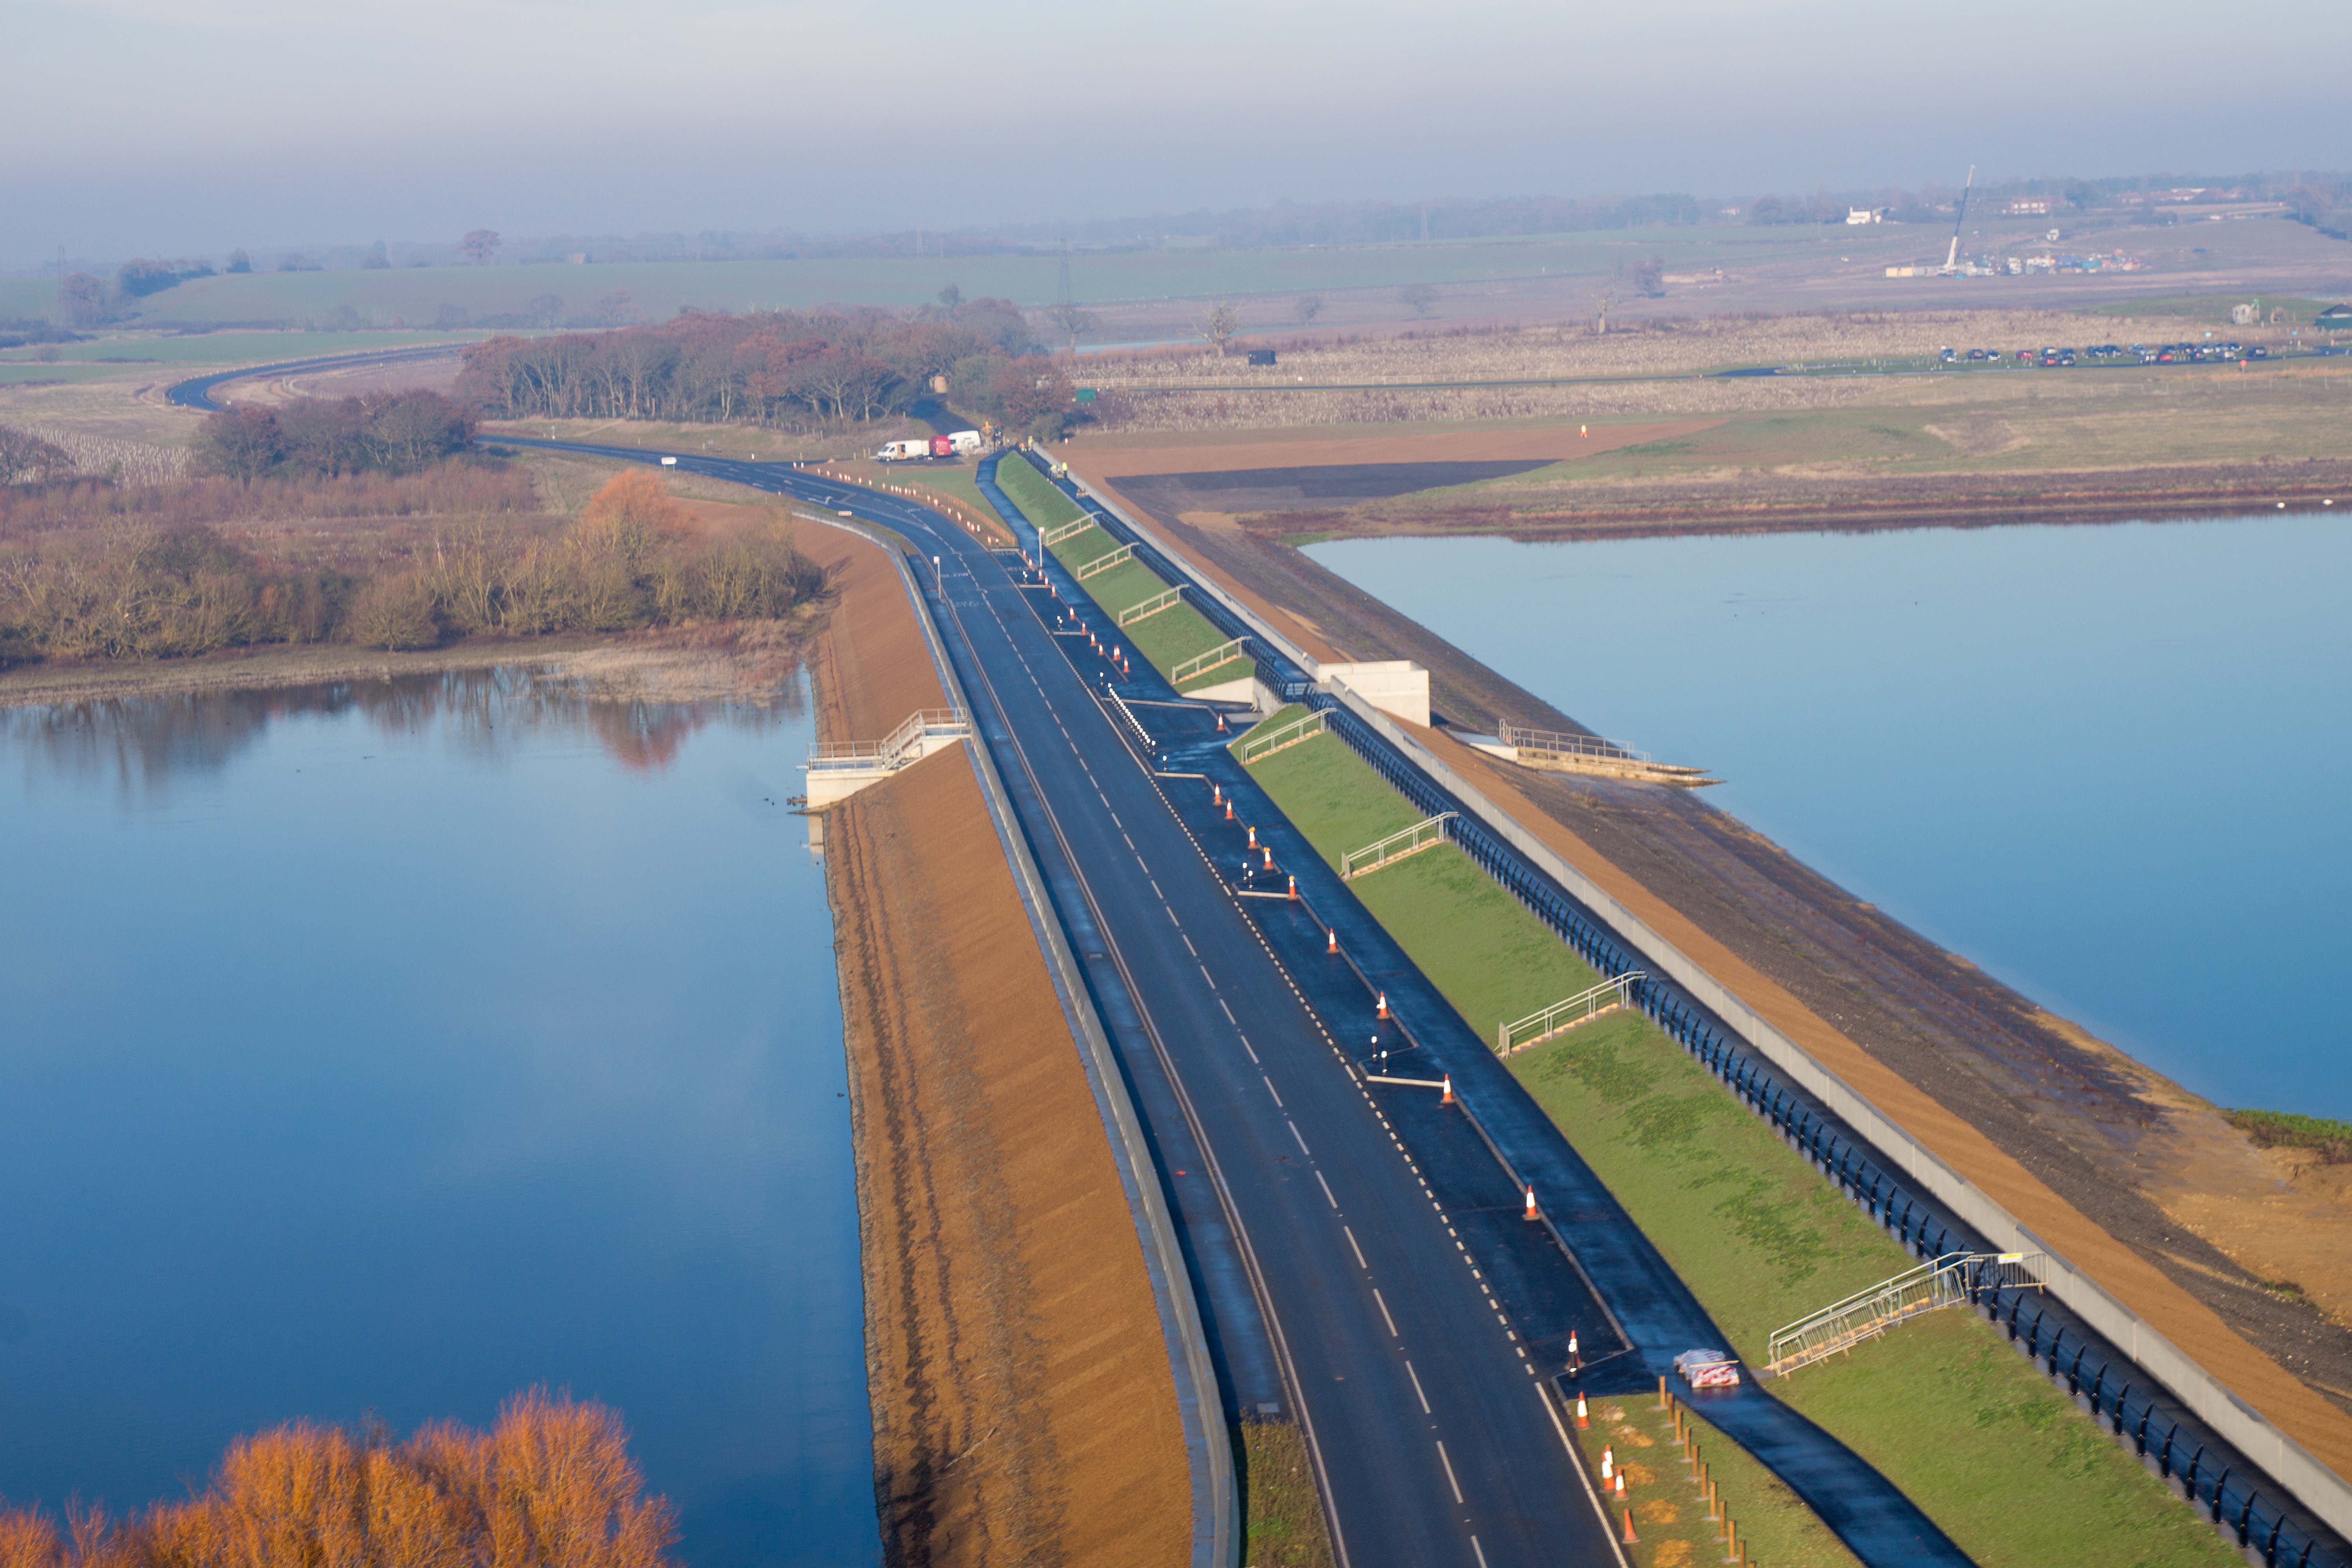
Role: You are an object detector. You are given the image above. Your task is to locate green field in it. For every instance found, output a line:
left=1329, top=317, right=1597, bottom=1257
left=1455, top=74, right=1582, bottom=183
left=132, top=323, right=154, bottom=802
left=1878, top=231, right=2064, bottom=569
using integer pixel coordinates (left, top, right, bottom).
left=0, top=232, right=1782, bottom=329
left=1238, top=715, right=2239, bottom=1568
left=997, top=456, right=1252, bottom=691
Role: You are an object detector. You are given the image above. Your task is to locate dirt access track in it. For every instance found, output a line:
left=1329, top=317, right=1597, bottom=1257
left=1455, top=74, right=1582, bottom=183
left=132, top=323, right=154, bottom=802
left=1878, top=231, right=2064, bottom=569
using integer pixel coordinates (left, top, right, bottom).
left=797, top=514, right=1191, bottom=1568
left=1060, top=445, right=2352, bottom=1484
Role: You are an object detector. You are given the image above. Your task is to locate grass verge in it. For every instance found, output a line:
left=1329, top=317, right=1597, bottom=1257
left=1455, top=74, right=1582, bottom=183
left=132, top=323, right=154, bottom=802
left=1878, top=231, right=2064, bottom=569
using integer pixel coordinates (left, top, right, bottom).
left=1582, top=1388, right=1864, bottom=1568
left=1006, top=460, right=1253, bottom=690
left=1239, top=1418, right=1336, bottom=1568
left=1238, top=714, right=2240, bottom=1568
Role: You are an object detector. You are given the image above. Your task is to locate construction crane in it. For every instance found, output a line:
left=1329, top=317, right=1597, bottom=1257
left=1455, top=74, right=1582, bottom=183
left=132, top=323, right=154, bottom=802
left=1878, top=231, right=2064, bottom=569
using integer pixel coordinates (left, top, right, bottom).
left=1941, top=165, right=1977, bottom=276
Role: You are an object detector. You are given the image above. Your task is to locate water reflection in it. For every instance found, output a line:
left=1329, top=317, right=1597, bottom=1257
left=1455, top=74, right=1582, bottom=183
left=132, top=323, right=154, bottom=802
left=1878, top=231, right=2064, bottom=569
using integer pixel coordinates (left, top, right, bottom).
left=0, top=666, right=875, bottom=1568
left=2, top=664, right=802, bottom=799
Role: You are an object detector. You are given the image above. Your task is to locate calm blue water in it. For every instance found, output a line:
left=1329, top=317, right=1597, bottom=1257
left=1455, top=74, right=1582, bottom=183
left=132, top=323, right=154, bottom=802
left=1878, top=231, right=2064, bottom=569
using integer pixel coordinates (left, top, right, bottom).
left=0, top=671, right=878, bottom=1567
left=1307, top=515, right=2352, bottom=1120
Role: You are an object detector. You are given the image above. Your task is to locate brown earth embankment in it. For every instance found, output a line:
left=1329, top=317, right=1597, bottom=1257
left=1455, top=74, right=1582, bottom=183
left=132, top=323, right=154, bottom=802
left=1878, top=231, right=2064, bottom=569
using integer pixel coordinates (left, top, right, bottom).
left=807, top=517, right=1191, bottom=1567
left=1065, top=458, right=2352, bottom=1474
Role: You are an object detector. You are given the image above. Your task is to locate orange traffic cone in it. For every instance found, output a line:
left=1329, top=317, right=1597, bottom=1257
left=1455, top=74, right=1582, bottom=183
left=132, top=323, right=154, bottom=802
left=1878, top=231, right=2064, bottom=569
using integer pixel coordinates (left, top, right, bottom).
left=1601, top=1447, right=1613, bottom=1483
left=1213, top=783, right=1222, bottom=805
left=1575, top=1390, right=1589, bottom=1428
left=1440, top=1074, right=1454, bottom=1105
left=1377, top=992, right=1389, bottom=1020
left=1327, top=928, right=1338, bottom=955
left=1247, top=826, right=1257, bottom=849
left=1524, top=1185, right=1540, bottom=1221
left=1613, top=1470, right=1626, bottom=1503
left=1224, top=800, right=1234, bottom=820
left=1263, top=846, right=1273, bottom=869
left=1217, top=712, right=1227, bottom=732
left=1287, top=875, right=1296, bottom=899
left=1621, top=1506, right=1638, bottom=1544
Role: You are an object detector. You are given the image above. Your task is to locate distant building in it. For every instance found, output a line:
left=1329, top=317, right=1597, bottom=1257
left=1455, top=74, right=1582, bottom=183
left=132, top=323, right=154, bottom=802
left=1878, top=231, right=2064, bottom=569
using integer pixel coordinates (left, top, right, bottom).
left=1846, top=207, right=1885, bottom=225
left=2318, top=305, right=2352, bottom=332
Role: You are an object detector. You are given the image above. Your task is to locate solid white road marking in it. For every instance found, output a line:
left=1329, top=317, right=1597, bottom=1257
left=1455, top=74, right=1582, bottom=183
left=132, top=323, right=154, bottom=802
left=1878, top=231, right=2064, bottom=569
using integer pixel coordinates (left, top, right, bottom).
left=1436, top=1440, right=1465, bottom=1504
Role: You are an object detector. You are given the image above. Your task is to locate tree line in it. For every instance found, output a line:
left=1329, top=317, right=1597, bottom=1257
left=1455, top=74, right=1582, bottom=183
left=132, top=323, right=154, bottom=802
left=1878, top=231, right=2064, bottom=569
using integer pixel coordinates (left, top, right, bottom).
left=0, top=468, right=826, bottom=667
left=0, top=1388, right=676, bottom=1568
left=454, top=294, right=1076, bottom=437
left=192, top=392, right=479, bottom=481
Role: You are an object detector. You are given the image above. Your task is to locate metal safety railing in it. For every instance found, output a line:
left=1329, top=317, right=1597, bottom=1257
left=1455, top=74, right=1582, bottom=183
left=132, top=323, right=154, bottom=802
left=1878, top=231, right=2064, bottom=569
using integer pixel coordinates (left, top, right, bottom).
left=1040, top=517, right=1094, bottom=547
left=1231, top=708, right=1328, bottom=764
left=1497, top=972, right=1645, bottom=1054
left=1497, top=719, right=1649, bottom=763
left=1341, top=813, right=1456, bottom=880
left=1172, top=637, right=1250, bottom=687
left=1074, top=543, right=1136, bottom=581
left=807, top=708, right=969, bottom=772
left=1118, top=586, right=1186, bottom=626
left=1768, top=1252, right=2046, bottom=1376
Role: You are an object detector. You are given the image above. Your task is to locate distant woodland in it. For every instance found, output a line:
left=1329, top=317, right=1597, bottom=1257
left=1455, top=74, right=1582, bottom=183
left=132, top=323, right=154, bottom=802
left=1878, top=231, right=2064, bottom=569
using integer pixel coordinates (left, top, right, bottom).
left=455, top=295, right=1074, bottom=437
left=0, top=399, right=824, bottom=667
left=0, top=1389, right=676, bottom=1568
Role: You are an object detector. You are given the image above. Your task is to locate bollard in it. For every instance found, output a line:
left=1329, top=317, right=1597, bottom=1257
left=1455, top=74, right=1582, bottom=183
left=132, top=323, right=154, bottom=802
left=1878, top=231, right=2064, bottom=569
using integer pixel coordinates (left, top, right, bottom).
left=1658, top=1374, right=1670, bottom=1409
left=1575, top=1390, right=1589, bottom=1428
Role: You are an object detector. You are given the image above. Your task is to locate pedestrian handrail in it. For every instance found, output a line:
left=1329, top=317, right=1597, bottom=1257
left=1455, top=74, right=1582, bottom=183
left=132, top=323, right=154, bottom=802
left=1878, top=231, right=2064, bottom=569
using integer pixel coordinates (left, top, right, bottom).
left=1172, top=637, right=1249, bottom=686
left=1768, top=1252, right=2047, bottom=1376
left=1041, top=517, right=1094, bottom=546
left=1118, top=586, right=1185, bottom=626
left=1231, top=708, right=1328, bottom=764
left=808, top=708, right=969, bottom=771
left=1341, top=813, right=1456, bottom=879
left=1497, top=971, right=1646, bottom=1053
left=1074, top=543, right=1136, bottom=580
left=1499, top=719, right=1650, bottom=764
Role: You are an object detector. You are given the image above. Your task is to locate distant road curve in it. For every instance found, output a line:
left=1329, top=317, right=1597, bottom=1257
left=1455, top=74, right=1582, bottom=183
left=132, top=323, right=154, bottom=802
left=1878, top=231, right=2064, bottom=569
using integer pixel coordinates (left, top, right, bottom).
left=166, top=344, right=465, bottom=413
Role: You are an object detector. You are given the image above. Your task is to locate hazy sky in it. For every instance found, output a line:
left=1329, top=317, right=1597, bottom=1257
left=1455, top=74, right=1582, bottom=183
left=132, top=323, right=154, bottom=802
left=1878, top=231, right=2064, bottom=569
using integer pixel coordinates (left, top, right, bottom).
left=8, top=0, right=2348, bottom=267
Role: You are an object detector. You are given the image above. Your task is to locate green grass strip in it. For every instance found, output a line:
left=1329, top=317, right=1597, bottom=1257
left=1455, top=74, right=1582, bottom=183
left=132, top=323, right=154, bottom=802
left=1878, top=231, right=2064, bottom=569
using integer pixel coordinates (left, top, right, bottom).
left=1031, top=505, right=1250, bottom=690
left=1581, top=1388, right=1864, bottom=1568
left=1243, top=728, right=2239, bottom=1568
left=1239, top=1417, right=1336, bottom=1568
left=992, top=450, right=1087, bottom=529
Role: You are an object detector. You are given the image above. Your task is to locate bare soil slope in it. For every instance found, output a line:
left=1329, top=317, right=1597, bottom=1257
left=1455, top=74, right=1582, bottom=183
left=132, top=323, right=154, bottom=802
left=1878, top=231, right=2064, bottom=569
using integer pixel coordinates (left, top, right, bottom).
left=812, top=523, right=1191, bottom=1568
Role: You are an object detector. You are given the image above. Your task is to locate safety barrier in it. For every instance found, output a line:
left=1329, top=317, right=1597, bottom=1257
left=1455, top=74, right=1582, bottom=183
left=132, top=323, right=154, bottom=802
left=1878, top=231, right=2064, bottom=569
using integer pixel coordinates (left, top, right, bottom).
left=1340, top=813, right=1455, bottom=880
left=1231, top=708, right=1328, bottom=765
left=1768, top=1252, right=2046, bottom=1376
left=1074, top=543, right=1135, bottom=581
left=1118, top=586, right=1186, bottom=626
left=1172, top=637, right=1250, bottom=688
left=1041, top=517, right=1094, bottom=547
left=1497, top=972, right=1645, bottom=1054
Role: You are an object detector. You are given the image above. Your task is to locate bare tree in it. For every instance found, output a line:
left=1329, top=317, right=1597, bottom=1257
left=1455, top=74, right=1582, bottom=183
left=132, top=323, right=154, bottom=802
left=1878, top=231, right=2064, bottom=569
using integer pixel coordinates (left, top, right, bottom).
left=1200, top=299, right=1242, bottom=356
left=1046, top=299, right=1098, bottom=352
left=1632, top=257, right=1665, bottom=298
left=460, top=229, right=501, bottom=267
left=1592, top=285, right=1616, bottom=336
left=1295, top=294, right=1324, bottom=327
left=1399, top=283, right=1437, bottom=319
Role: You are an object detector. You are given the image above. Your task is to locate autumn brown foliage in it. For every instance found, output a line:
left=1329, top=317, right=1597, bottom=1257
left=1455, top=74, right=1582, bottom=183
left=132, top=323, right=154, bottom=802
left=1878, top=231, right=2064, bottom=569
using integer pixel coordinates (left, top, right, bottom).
left=0, top=470, right=825, bottom=667
left=0, top=1390, right=677, bottom=1568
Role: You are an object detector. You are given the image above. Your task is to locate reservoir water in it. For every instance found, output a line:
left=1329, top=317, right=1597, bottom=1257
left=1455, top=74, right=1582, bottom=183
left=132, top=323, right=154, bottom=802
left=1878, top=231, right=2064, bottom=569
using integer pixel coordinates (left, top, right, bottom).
left=1306, top=513, right=2352, bottom=1121
left=0, top=670, right=878, bottom=1567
